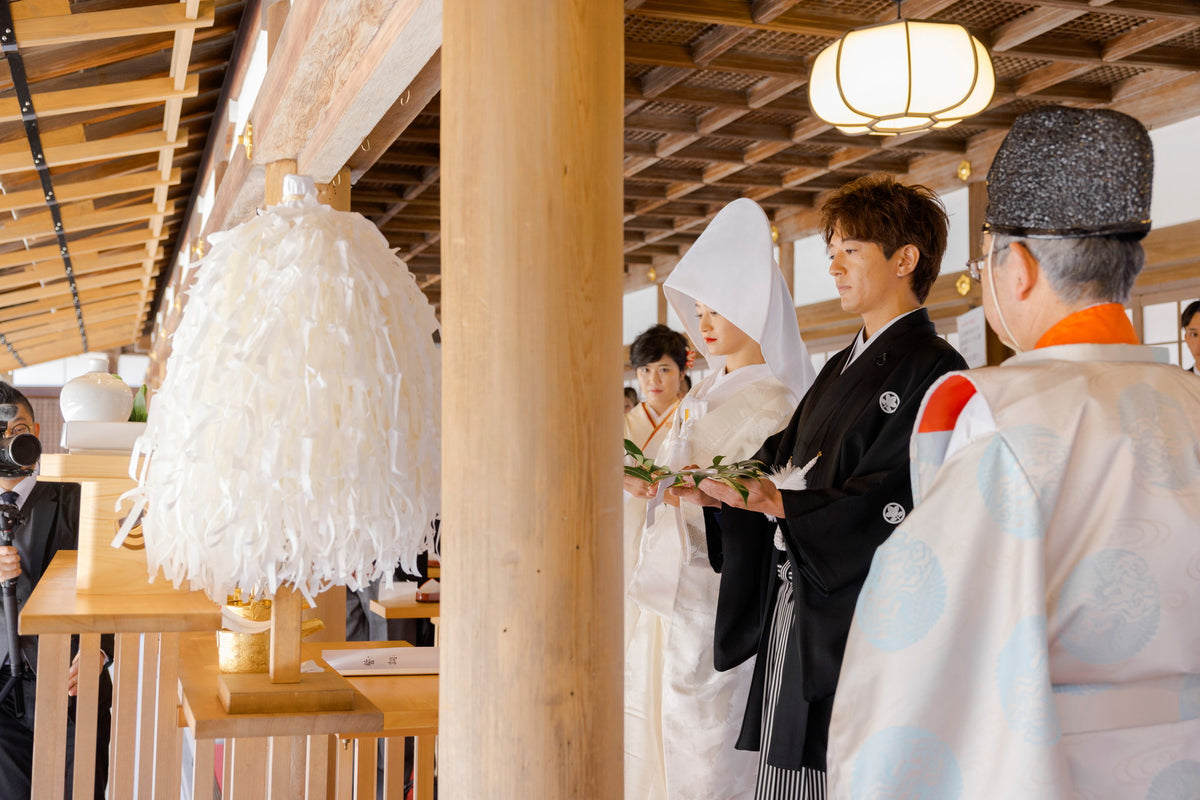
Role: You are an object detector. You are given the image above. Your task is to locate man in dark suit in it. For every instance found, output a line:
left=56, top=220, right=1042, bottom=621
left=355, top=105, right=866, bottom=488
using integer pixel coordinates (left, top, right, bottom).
left=0, top=382, right=110, bottom=800
left=675, top=175, right=967, bottom=798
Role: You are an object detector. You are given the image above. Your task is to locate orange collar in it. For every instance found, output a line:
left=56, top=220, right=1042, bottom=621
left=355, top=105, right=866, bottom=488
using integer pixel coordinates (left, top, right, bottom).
left=1035, top=303, right=1139, bottom=348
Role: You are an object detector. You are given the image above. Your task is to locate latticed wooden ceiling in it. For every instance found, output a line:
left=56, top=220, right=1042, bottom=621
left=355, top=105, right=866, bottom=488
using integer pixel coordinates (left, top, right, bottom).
left=351, top=0, right=1200, bottom=311
left=0, top=0, right=1197, bottom=369
left=0, top=0, right=241, bottom=373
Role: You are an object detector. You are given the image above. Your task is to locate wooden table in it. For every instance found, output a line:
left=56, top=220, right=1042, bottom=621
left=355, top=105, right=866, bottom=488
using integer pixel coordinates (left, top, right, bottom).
left=368, top=582, right=440, bottom=620
left=19, top=551, right=221, bottom=800
left=178, top=635, right=437, bottom=799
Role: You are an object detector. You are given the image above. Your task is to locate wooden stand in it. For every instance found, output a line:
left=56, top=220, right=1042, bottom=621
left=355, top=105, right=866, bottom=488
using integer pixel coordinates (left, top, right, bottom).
left=218, top=583, right=355, bottom=714
left=38, top=453, right=164, bottom=595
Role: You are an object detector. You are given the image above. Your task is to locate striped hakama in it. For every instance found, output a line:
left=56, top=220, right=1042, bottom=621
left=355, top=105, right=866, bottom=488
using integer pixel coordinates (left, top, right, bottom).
left=754, top=563, right=827, bottom=800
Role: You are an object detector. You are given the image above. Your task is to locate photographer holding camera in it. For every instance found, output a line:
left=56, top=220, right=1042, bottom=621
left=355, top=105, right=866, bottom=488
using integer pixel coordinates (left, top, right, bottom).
left=0, top=382, right=110, bottom=800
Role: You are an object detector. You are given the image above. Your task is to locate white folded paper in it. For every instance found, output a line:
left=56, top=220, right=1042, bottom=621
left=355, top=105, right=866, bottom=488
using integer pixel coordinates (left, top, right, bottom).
left=322, top=646, right=439, bottom=676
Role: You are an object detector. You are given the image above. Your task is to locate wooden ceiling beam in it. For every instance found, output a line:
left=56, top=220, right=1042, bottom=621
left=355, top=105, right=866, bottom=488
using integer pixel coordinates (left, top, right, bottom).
left=1003, top=39, right=1200, bottom=72
left=0, top=227, right=164, bottom=270
left=624, top=112, right=698, bottom=136
left=372, top=165, right=439, bottom=227
left=625, top=41, right=806, bottom=79
left=401, top=230, right=440, bottom=261
left=1, top=326, right=137, bottom=370
left=346, top=49, right=441, bottom=181
left=0, top=247, right=159, bottom=293
left=1104, top=19, right=1199, bottom=62
left=0, top=128, right=188, bottom=175
left=629, top=0, right=862, bottom=37
left=367, top=149, right=441, bottom=169
left=990, top=8, right=1088, bottom=52
left=628, top=201, right=710, bottom=218
left=1014, top=61, right=1095, bottom=96
left=1009, top=0, right=1200, bottom=22
left=0, top=20, right=234, bottom=97
left=0, top=264, right=149, bottom=309
left=10, top=316, right=137, bottom=353
left=877, top=0, right=959, bottom=18
left=806, top=132, right=966, bottom=153
left=0, top=201, right=175, bottom=246
left=994, top=78, right=1111, bottom=104
left=10, top=0, right=215, bottom=48
left=0, top=168, right=180, bottom=214
left=709, top=120, right=793, bottom=142
left=633, top=165, right=706, bottom=183
left=11, top=286, right=144, bottom=325
left=256, top=0, right=440, bottom=182
left=0, top=279, right=144, bottom=320
left=691, top=25, right=754, bottom=67
left=379, top=217, right=441, bottom=234
left=2, top=296, right=139, bottom=338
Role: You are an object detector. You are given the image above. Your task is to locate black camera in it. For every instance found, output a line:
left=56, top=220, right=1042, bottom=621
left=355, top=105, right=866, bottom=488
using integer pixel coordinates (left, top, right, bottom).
left=0, top=404, right=39, bottom=479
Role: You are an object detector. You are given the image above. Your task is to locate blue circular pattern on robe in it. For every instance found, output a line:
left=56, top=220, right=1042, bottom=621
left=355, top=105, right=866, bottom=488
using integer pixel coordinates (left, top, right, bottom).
left=1119, top=383, right=1200, bottom=491
left=856, top=531, right=946, bottom=651
left=1181, top=674, right=1200, bottom=721
left=976, top=426, right=1066, bottom=539
left=1147, top=760, right=1200, bottom=800
left=1057, top=549, right=1160, bottom=664
left=995, top=615, right=1061, bottom=746
left=852, top=726, right=962, bottom=800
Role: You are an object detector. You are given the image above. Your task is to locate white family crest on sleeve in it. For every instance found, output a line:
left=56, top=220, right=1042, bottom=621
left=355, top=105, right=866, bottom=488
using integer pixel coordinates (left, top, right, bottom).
left=882, top=502, right=907, bottom=524
left=879, top=391, right=901, bottom=414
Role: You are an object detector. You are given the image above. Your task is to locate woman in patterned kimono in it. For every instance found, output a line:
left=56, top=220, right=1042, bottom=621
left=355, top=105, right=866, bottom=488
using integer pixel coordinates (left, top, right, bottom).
left=624, top=199, right=816, bottom=800
left=623, top=323, right=689, bottom=648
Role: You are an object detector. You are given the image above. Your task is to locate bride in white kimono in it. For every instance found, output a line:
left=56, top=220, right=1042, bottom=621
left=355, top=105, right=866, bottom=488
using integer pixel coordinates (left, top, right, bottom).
left=625, top=198, right=816, bottom=799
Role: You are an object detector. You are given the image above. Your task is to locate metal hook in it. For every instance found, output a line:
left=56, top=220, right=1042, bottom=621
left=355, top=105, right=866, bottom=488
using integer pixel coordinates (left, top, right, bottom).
left=360, top=139, right=371, bottom=152
left=399, top=89, right=411, bottom=106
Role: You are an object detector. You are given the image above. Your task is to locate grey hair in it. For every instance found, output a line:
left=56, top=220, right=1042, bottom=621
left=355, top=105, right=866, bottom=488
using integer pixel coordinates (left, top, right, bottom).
left=993, top=233, right=1144, bottom=304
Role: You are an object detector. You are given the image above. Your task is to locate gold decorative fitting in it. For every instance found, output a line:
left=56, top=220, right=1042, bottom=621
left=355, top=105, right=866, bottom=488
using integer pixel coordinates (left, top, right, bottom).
left=770, top=225, right=779, bottom=243
left=646, top=266, right=657, bottom=283
left=237, top=122, right=253, bottom=160
left=956, top=273, right=972, bottom=296
left=957, top=159, right=972, bottom=182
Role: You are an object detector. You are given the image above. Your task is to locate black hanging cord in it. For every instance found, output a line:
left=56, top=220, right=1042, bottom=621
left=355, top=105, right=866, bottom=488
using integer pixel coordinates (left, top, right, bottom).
left=0, top=0, right=88, bottom=361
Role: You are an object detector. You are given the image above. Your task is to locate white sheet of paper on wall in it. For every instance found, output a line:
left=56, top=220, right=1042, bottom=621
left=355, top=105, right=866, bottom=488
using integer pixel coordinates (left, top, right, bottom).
left=322, top=646, right=439, bottom=676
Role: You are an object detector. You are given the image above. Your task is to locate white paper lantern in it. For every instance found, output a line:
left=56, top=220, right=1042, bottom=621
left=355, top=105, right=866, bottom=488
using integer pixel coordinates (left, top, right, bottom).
left=808, top=19, right=995, bottom=136
left=117, top=176, right=441, bottom=603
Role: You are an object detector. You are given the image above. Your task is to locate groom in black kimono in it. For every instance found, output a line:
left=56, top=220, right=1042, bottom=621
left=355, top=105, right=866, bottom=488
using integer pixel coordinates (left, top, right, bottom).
left=675, top=175, right=966, bottom=798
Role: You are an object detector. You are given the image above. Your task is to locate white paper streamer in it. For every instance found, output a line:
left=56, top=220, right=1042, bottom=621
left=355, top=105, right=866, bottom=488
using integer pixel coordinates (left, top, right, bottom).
left=125, top=177, right=441, bottom=603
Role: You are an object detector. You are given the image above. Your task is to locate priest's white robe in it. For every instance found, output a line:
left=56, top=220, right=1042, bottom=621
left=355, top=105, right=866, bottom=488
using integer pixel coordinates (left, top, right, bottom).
left=626, top=368, right=796, bottom=800
left=828, top=343, right=1200, bottom=799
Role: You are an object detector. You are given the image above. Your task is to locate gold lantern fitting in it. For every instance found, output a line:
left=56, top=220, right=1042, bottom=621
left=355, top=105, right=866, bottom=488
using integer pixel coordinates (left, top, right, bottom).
left=807, top=0, right=995, bottom=136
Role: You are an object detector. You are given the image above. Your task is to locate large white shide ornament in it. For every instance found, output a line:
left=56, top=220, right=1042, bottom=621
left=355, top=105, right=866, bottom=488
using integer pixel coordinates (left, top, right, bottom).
left=118, top=175, right=441, bottom=603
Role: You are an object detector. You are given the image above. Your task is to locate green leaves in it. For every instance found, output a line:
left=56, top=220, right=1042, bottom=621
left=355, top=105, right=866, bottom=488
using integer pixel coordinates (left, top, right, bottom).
left=623, top=439, right=766, bottom=501
left=129, top=384, right=148, bottom=423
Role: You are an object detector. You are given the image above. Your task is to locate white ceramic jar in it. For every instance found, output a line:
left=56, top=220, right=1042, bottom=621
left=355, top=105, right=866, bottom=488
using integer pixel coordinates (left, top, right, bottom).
left=60, top=354, right=133, bottom=422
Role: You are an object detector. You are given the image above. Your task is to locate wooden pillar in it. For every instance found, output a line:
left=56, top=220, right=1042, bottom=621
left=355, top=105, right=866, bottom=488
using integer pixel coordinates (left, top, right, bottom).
left=441, top=0, right=623, bottom=796
left=968, top=179, right=1013, bottom=366
left=657, top=286, right=668, bottom=325
left=778, top=239, right=796, bottom=298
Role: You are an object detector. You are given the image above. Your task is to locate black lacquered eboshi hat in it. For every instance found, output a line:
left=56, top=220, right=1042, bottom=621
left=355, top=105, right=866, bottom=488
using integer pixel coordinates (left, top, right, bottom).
left=985, top=105, right=1153, bottom=240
